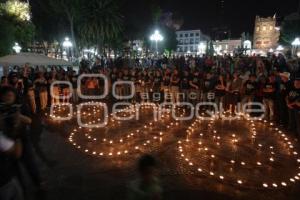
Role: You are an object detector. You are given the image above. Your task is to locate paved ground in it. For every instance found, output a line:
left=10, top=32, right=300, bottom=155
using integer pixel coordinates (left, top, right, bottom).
left=30, top=113, right=300, bottom=200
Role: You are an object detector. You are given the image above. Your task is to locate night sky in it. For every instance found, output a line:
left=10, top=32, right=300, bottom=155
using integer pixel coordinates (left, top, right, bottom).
left=159, top=0, right=300, bottom=37
left=29, top=0, right=300, bottom=40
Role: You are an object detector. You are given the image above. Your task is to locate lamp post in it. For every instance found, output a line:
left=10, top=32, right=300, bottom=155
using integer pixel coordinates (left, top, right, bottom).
left=63, top=37, right=73, bottom=61
left=150, top=30, right=163, bottom=56
left=292, top=38, right=300, bottom=57
left=198, top=42, right=206, bottom=55
left=12, top=42, right=21, bottom=53
left=276, top=45, right=284, bottom=52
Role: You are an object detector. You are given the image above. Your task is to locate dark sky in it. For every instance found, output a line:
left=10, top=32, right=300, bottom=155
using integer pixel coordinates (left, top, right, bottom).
left=159, top=0, right=300, bottom=37
left=28, top=0, right=300, bottom=40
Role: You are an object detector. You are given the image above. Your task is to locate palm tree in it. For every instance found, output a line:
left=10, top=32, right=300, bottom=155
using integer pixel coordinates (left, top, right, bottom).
left=79, top=0, right=123, bottom=55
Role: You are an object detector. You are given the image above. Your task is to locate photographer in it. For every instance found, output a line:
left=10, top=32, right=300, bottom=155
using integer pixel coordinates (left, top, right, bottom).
left=287, top=77, right=300, bottom=138
left=0, top=87, right=46, bottom=200
left=0, top=86, right=28, bottom=200
left=0, top=130, right=23, bottom=200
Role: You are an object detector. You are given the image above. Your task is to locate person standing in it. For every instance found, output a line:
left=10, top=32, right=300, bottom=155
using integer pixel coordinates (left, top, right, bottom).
left=228, top=72, right=242, bottom=114
left=110, top=68, right=118, bottom=101
left=141, top=70, right=151, bottom=102
left=115, top=71, right=124, bottom=100
left=170, top=69, right=180, bottom=103
left=278, top=72, right=293, bottom=126
left=122, top=69, right=131, bottom=99
left=0, top=86, right=32, bottom=200
left=127, top=155, right=162, bottom=200
left=0, top=88, right=24, bottom=200
left=70, top=71, right=78, bottom=103
left=34, top=73, right=48, bottom=111
left=202, top=72, right=216, bottom=103
left=189, top=70, right=202, bottom=105
left=287, top=77, right=300, bottom=138
left=85, top=77, right=98, bottom=97
left=129, top=69, right=138, bottom=103
left=180, top=70, right=190, bottom=102
left=48, top=71, right=59, bottom=105
left=262, top=74, right=276, bottom=121
left=215, top=75, right=226, bottom=110
left=242, top=74, right=257, bottom=111
left=162, top=69, right=171, bottom=103
left=0, top=131, right=23, bottom=200
left=61, top=74, right=71, bottom=104
left=152, top=70, right=162, bottom=102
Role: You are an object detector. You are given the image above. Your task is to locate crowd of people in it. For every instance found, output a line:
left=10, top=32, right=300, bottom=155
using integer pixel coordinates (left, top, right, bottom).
left=0, top=54, right=300, bottom=200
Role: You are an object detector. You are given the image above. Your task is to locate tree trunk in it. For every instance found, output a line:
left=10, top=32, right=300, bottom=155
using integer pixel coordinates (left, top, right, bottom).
left=68, top=14, right=78, bottom=59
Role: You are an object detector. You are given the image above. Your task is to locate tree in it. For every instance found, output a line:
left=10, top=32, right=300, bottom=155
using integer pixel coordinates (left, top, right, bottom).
left=280, top=12, right=300, bottom=46
left=152, top=4, right=162, bottom=25
left=0, top=0, right=35, bottom=56
left=1, top=0, right=31, bottom=21
left=30, top=0, right=68, bottom=42
left=161, top=26, right=178, bottom=55
left=48, top=0, right=83, bottom=57
left=78, top=0, right=123, bottom=55
left=0, top=14, right=15, bottom=56
left=121, top=0, right=159, bottom=41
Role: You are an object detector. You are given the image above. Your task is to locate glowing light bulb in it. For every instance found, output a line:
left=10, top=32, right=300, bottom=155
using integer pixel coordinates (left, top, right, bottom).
left=263, top=183, right=268, bottom=188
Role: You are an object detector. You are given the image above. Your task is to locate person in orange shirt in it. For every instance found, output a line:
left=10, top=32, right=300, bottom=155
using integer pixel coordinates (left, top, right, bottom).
left=85, top=77, right=98, bottom=96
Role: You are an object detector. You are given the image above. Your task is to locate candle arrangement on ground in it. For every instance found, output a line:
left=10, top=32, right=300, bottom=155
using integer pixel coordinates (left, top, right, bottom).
left=46, top=103, right=300, bottom=190
left=178, top=113, right=300, bottom=189
left=67, top=102, right=185, bottom=159
left=47, top=103, right=74, bottom=120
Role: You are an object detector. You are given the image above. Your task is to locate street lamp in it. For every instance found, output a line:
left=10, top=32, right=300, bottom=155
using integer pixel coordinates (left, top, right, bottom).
left=63, top=37, right=73, bottom=61
left=12, top=42, right=21, bottom=53
left=276, top=45, right=284, bottom=51
left=292, top=38, right=300, bottom=46
left=292, top=37, right=300, bottom=57
left=150, top=30, right=163, bottom=56
left=243, top=40, right=252, bottom=55
left=198, top=42, right=206, bottom=55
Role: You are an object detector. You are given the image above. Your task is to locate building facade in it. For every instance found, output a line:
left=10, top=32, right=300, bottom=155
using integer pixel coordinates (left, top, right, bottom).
left=175, top=30, right=209, bottom=55
left=253, top=15, right=280, bottom=50
left=214, top=39, right=242, bottom=55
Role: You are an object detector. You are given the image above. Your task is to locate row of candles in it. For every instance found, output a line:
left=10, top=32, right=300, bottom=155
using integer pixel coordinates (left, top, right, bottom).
left=67, top=103, right=185, bottom=158
left=47, top=103, right=300, bottom=189
left=178, top=112, right=300, bottom=189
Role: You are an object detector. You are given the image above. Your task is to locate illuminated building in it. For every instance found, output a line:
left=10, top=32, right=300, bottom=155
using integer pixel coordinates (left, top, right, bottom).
left=253, top=15, right=280, bottom=50
left=176, top=30, right=210, bottom=55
